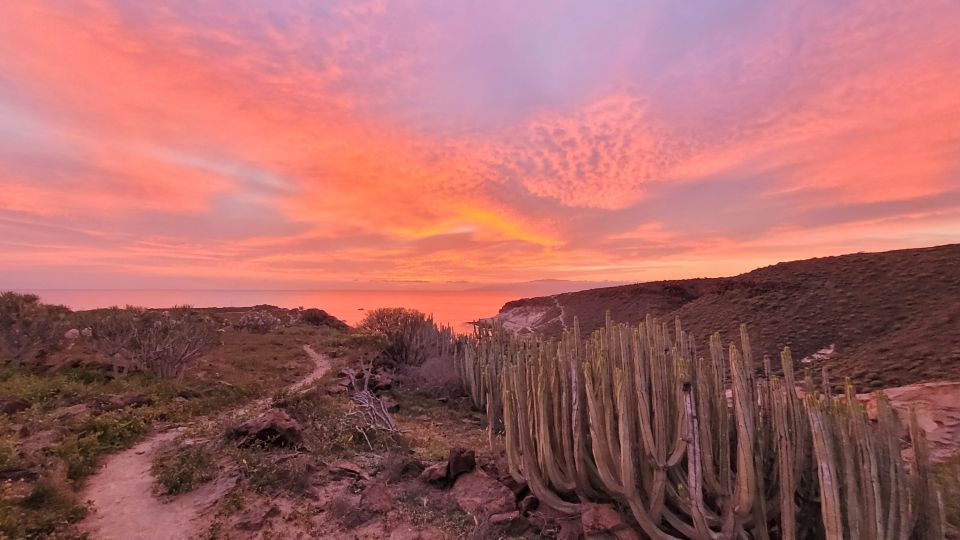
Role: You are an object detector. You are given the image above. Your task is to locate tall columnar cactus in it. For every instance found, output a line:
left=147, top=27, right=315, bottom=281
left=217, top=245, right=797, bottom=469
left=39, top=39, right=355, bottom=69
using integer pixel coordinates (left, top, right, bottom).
left=462, top=313, right=944, bottom=539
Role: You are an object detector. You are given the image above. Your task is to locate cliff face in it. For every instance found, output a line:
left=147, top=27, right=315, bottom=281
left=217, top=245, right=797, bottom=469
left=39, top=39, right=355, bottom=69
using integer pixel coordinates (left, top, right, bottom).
left=491, top=243, right=960, bottom=391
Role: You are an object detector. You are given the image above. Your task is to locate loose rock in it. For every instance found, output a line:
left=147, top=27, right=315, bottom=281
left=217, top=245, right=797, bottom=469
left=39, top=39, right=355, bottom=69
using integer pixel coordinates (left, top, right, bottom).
left=418, top=462, right=448, bottom=485
left=451, top=470, right=515, bottom=517
left=229, top=409, right=303, bottom=447
left=581, top=502, right=640, bottom=540
left=447, top=446, right=476, bottom=480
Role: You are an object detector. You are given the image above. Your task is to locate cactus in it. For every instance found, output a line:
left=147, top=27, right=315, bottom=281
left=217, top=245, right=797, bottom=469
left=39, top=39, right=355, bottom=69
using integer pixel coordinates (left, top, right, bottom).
left=457, top=314, right=944, bottom=539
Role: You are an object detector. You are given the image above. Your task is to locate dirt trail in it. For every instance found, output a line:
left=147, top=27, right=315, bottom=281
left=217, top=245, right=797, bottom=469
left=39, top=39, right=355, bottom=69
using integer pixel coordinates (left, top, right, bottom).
left=79, top=345, right=330, bottom=540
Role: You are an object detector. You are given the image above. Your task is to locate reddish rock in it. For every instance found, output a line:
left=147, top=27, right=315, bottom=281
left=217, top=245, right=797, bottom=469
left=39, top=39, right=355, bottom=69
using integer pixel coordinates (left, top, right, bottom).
left=360, top=483, right=395, bottom=514
left=451, top=470, right=515, bottom=517
left=229, top=409, right=302, bottom=447
left=581, top=502, right=639, bottom=540
left=418, top=462, right=448, bottom=485
left=447, top=447, right=476, bottom=479
left=489, top=510, right=530, bottom=536
left=330, top=461, right=371, bottom=480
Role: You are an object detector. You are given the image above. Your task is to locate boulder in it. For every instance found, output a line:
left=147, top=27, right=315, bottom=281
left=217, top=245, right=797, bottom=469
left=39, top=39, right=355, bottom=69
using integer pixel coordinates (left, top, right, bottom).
left=229, top=409, right=302, bottom=447
left=451, top=470, right=515, bottom=517
left=360, top=483, right=394, bottom=514
left=0, top=396, right=31, bottom=415
left=64, top=328, right=80, bottom=339
left=581, top=503, right=640, bottom=540
left=81, top=327, right=93, bottom=338
left=447, top=447, right=476, bottom=480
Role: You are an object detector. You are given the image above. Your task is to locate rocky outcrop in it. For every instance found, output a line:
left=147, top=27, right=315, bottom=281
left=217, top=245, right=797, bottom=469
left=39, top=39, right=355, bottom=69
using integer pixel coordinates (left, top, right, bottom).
left=858, top=380, right=960, bottom=463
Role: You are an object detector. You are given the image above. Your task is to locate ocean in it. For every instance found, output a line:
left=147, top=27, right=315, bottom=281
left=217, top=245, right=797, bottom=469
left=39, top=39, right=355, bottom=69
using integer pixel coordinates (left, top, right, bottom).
left=25, top=289, right=522, bottom=332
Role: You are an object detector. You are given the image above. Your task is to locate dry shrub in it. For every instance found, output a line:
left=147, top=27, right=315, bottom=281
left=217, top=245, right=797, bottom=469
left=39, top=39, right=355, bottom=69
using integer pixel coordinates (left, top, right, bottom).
left=357, top=308, right=440, bottom=366
left=89, top=306, right=219, bottom=379
left=237, top=310, right=282, bottom=334
left=235, top=448, right=314, bottom=494
left=0, top=292, right=69, bottom=366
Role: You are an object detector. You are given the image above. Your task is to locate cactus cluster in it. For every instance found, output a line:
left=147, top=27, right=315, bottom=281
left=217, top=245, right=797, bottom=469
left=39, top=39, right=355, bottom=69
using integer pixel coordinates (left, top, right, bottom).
left=454, top=313, right=945, bottom=538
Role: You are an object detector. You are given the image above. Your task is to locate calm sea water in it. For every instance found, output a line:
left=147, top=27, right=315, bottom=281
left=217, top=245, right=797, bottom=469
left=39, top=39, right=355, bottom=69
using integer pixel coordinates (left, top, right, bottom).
left=26, top=290, right=520, bottom=332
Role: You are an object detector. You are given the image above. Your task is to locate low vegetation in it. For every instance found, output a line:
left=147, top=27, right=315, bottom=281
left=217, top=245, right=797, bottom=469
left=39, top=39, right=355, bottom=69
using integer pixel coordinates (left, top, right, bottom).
left=0, top=293, right=334, bottom=539
left=357, top=307, right=455, bottom=366
left=151, top=440, right=218, bottom=496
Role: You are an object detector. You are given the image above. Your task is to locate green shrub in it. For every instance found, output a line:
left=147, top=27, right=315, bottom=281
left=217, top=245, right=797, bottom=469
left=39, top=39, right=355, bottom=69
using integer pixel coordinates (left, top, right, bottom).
left=152, top=441, right=217, bottom=495
left=55, top=409, right=152, bottom=480
left=235, top=447, right=313, bottom=494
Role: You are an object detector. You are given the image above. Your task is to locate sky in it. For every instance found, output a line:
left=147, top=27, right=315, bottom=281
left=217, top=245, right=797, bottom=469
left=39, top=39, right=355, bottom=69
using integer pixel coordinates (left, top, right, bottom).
left=1, top=0, right=958, bottom=290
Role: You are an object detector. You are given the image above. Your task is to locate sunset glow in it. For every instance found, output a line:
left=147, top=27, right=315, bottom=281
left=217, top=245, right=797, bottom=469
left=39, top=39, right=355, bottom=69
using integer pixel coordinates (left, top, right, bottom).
left=2, top=1, right=959, bottom=289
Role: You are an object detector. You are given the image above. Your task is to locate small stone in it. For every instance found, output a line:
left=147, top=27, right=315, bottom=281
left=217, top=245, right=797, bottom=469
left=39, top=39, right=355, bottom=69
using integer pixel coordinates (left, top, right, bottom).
left=519, top=494, right=539, bottom=514
left=330, top=461, right=371, bottom=480
left=418, top=462, right=448, bottom=485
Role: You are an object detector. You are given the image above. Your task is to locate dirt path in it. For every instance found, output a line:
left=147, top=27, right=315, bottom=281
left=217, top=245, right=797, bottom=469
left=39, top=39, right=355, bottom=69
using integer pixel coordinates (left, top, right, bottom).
left=78, top=345, right=330, bottom=540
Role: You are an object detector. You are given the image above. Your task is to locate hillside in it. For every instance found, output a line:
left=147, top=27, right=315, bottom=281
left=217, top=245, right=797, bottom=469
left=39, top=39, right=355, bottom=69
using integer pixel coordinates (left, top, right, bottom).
left=492, top=243, right=960, bottom=391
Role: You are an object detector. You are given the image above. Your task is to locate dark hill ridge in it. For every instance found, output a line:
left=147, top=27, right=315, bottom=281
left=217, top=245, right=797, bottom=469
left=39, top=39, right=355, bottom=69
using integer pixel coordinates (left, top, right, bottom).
left=493, top=243, right=960, bottom=391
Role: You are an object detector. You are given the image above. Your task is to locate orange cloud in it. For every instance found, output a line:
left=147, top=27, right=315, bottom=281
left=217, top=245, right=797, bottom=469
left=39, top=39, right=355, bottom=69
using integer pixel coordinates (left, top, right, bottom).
left=0, top=0, right=959, bottom=290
